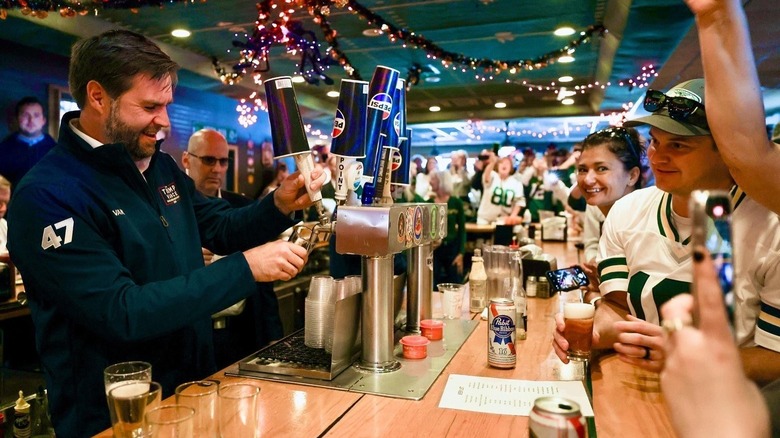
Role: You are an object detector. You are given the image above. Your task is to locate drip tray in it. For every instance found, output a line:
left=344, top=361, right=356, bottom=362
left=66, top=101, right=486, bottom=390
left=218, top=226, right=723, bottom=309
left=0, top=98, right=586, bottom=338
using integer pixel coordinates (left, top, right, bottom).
left=237, top=330, right=358, bottom=380
left=230, top=319, right=479, bottom=400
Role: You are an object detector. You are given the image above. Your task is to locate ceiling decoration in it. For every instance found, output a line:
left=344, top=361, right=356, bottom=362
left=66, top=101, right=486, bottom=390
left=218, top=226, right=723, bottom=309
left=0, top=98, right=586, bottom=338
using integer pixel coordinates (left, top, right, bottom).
left=0, top=0, right=191, bottom=19
left=213, top=0, right=606, bottom=90
left=3, top=0, right=774, bottom=149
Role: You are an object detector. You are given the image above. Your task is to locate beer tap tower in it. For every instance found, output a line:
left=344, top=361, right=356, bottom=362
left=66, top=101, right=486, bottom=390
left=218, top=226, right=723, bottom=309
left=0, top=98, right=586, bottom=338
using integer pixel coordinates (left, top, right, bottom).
left=334, top=67, right=445, bottom=373
left=262, top=67, right=446, bottom=375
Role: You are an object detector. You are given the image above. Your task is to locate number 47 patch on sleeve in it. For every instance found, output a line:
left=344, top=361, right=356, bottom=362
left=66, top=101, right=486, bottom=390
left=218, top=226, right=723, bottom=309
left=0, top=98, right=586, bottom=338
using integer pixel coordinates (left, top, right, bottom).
left=41, top=217, right=74, bottom=250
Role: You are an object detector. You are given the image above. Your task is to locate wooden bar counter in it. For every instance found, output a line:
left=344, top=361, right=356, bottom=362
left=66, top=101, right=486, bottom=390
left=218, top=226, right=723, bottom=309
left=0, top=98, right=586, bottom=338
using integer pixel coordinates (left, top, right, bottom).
left=96, top=240, right=676, bottom=437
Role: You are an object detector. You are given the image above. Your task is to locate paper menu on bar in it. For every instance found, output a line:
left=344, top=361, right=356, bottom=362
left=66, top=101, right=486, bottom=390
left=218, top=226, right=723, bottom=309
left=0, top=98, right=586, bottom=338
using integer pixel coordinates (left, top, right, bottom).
left=438, top=374, right=593, bottom=416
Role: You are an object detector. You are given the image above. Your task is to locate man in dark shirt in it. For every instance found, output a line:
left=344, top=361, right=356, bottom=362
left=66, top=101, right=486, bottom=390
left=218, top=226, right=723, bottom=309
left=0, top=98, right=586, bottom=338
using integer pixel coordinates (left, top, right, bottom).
left=183, top=128, right=284, bottom=368
left=0, top=96, right=57, bottom=187
left=7, top=30, right=324, bottom=437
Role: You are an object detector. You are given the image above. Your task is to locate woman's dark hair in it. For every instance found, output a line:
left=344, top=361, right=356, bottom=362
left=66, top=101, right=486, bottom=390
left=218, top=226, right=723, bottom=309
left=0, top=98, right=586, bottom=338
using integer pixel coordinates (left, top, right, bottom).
left=582, top=127, right=646, bottom=188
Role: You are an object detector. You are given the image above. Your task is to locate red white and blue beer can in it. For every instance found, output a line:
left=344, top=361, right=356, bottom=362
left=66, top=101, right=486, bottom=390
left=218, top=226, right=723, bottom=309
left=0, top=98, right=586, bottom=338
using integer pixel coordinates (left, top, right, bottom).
left=488, top=298, right=516, bottom=368
left=529, top=397, right=587, bottom=438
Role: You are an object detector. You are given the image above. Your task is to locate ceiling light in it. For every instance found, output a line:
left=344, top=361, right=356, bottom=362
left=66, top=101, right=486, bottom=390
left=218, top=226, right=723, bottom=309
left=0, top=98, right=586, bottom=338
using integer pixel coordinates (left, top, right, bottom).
left=429, top=106, right=441, bottom=112
left=562, top=98, right=575, bottom=105
left=291, top=76, right=306, bottom=83
left=558, top=76, right=574, bottom=83
left=424, top=76, right=441, bottom=83
left=171, top=29, right=191, bottom=38
left=554, top=26, right=576, bottom=37
left=558, top=56, right=575, bottom=63
left=494, top=102, right=507, bottom=109
left=362, top=28, right=382, bottom=37
left=326, top=90, right=340, bottom=98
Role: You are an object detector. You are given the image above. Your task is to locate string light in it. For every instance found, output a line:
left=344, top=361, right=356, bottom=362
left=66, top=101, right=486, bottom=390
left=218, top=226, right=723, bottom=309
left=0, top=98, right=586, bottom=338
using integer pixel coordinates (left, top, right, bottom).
left=0, top=0, right=192, bottom=19
left=235, top=92, right=267, bottom=128
left=213, top=0, right=336, bottom=87
left=215, top=0, right=606, bottom=86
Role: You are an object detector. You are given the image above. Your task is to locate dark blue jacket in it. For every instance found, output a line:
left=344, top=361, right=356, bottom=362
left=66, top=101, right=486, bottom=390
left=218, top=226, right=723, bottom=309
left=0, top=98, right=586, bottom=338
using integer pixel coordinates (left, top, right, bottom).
left=7, top=111, right=296, bottom=437
left=0, top=131, right=56, bottom=187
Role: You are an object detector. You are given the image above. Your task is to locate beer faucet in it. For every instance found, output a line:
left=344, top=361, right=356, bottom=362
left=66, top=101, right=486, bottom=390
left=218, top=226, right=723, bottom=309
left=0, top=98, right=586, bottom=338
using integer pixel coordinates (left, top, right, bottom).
left=264, top=76, right=332, bottom=253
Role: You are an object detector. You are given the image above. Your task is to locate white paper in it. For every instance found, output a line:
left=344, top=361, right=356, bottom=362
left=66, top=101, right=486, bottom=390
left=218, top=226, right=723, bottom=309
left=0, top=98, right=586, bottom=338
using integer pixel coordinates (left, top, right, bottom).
left=438, top=374, right=594, bottom=416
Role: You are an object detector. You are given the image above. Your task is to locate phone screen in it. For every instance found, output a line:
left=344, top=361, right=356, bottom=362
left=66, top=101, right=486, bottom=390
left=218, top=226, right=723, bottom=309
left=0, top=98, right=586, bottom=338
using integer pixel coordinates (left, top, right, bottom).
left=546, top=266, right=589, bottom=292
left=691, top=190, right=734, bottom=325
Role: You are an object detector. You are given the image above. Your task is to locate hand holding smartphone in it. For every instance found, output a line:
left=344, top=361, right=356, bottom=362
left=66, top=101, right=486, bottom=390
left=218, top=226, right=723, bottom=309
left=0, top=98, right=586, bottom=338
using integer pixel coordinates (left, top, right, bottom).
left=545, top=266, right=590, bottom=292
left=690, top=190, right=734, bottom=328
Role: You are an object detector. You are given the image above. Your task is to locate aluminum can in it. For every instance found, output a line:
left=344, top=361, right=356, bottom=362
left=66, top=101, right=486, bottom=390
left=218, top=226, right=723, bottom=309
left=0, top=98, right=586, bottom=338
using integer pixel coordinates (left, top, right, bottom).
left=529, top=397, right=587, bottom=438
left=487, top=298, right=516, bottom=368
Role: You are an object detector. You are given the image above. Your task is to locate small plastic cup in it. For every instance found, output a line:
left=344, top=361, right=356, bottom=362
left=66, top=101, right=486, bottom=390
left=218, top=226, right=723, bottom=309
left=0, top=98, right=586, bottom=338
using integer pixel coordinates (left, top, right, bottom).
left=438, top=283, right=465, bottom=319
left=420, top=319, right=444, bottom=341
left=400, top=335, right=430, bottom=359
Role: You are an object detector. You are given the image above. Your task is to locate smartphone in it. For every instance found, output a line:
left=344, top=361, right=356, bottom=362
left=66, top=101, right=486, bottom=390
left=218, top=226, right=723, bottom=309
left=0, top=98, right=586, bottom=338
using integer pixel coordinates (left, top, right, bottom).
left=545, top=266, right=589, bottom=292
left=690, top=190, right=734, bottom=327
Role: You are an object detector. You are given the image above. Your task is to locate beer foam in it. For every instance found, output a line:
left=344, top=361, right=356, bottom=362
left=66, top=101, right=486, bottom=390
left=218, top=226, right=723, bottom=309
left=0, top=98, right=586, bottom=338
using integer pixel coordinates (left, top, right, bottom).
left=564, top=302, right=595, bottom=319
left=109, top=381, right=150, bottom=398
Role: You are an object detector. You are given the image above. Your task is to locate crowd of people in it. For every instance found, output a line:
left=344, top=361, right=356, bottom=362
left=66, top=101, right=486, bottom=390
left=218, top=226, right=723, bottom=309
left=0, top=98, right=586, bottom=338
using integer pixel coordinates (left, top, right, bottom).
left=0, top=0, right=777, bottom=435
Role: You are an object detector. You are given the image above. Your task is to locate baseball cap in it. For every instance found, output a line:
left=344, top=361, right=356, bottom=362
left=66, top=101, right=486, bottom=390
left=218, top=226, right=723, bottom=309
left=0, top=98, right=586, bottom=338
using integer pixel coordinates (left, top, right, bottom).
left=625, top=78, right=710, bottom=136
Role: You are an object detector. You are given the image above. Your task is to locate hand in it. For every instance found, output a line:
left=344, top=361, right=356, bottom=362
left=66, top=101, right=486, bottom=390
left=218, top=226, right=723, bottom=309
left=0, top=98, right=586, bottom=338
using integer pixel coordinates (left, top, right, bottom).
left=503, top=215, right=522, bottom=225
left=452, top=254, right=464, bottom=275
left=683, top=0, right=727, bottom=17
left=273, top=167, right=326, bottom=215
left=552, top=312, right=570, bottom=363
left=580, top=260, right=600, bottom=290
left=243, top=240, right=308, bottom=282
left=202, top=247, right=215, bottom=266
left=533, top=158, right=548, bottom=173
left=613, top=315, right=665, bottom=372
left=660, top=248, right=770, bottom=438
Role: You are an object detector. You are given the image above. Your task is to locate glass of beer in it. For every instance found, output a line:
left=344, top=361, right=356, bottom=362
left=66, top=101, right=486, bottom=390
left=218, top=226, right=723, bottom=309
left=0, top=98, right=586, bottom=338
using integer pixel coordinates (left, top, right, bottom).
left=563, top=302, right=595, bottom=361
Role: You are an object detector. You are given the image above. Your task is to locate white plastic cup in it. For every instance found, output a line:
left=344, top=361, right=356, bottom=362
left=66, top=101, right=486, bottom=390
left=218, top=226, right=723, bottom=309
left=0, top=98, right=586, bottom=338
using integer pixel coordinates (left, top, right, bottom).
left=145, top=405, right=195, bottom=438
left=218, top=384, right=259, bottom=437
left=563, top=302, right=595, bottom=361
left=108, top=381, right=162, bottom=438
left=175, top=380, right=219, bottom=438
left=438, top=283, right=465, bottom=319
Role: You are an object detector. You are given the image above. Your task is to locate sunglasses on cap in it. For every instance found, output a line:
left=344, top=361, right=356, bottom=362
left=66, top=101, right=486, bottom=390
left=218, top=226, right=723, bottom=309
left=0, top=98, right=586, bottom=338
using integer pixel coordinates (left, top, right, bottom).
left=643, top=89, right=709, bottom=130
left=187, top=152, right=230, bottom=167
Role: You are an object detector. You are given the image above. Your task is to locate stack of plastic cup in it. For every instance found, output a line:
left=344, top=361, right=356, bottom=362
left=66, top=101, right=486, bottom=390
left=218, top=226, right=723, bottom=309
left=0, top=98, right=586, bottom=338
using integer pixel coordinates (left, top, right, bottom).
left=345, top=275, right=362, bottom=296
left=305, top=275, right=336, bottom=348
left=483, top=245, right=510, bottom=301
left=324, top=279, right=353, bottom=353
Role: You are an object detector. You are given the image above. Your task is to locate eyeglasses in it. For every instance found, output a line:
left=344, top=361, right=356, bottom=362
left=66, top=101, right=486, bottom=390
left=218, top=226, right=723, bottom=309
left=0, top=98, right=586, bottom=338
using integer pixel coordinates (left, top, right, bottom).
left=187, top=153, right=229, bottom=167
left=643, top=89, right=709, bottom=129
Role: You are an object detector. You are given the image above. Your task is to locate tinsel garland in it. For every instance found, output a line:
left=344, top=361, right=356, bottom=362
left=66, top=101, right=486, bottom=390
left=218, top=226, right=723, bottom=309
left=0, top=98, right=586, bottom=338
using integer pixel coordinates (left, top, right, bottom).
left=213, top=1, right=337, bottom=86
left=0, top=0, right=194, bottom=18
left=340, top=0, right=605, bottom=76
left=217, top=0, right=605, bottom=87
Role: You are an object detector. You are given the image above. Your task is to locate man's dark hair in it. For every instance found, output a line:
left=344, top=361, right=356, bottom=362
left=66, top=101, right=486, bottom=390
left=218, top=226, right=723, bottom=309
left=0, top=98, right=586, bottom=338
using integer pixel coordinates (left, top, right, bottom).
left=68, top=30, right=179, bottom=108
left=15, top=96, right=44, bottom=118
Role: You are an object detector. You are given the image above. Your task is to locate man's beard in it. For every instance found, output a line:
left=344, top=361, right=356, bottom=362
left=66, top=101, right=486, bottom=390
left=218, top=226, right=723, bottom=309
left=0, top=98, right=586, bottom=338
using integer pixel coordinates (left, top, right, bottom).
left=105, top=101, right=157, bottom=161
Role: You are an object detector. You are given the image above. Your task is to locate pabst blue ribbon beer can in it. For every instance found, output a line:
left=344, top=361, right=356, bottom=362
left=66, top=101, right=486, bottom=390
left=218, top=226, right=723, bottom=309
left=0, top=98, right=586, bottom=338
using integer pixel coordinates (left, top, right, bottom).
left=529, top=397, right=587, bottom=438
left=488, top=298, right=516, bottom=368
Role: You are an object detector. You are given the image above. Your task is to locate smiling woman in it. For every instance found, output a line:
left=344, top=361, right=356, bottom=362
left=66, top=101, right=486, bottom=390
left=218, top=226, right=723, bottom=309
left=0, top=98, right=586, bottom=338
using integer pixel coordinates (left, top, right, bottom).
left=576, top=126, right=644, bottom=270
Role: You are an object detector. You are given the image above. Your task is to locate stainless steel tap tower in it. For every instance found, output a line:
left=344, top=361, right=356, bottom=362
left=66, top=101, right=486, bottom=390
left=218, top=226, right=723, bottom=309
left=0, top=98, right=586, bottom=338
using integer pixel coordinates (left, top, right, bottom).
left=336, top=203, right=446, bottom=372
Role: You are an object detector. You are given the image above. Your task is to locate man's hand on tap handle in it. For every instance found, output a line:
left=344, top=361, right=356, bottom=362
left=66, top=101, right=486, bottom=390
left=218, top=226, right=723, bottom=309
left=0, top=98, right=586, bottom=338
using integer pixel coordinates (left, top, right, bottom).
left=244, top=240, right=308, bottom=282
left=273, top=166, right=327, bottom=215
